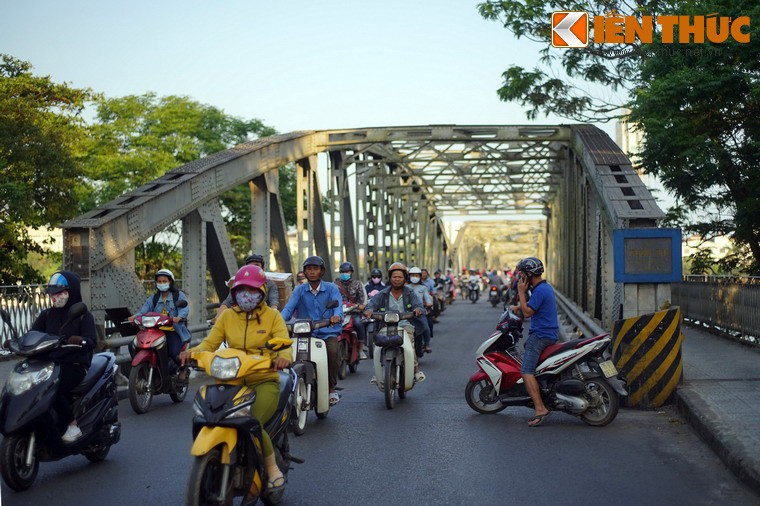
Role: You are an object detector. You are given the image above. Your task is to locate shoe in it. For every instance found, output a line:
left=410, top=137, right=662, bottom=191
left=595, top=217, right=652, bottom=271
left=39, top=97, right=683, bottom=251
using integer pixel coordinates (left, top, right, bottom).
left=62, top=424, right=83, bottom=442
left=370, top=376, right=377, bottom=385
left=424, top=346, right=432, bottom=353
left=262, top=475, right=286, bottom=503
left=329, top=392, right=341, bottom=406
left=359, top=350, right=368, bottom=360
left=414, top=371, right=426, bottom=383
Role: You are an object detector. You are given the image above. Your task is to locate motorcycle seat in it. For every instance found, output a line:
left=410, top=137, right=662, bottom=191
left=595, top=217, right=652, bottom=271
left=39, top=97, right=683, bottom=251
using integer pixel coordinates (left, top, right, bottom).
left=538, top=334, right=608, bottom=362
left=71, top=354, right=110, bottom=395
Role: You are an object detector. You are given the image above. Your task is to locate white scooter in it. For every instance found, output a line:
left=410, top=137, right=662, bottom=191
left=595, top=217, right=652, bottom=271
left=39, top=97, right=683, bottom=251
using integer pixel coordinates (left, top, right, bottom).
left=369, top=311, right=417, bottom=409
left=285, top=300, right=339, bottom=435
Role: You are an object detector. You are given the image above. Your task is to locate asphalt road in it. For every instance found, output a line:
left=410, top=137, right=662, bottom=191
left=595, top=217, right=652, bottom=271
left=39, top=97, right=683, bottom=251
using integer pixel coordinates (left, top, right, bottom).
left=2, top=299, right=758, bottom=505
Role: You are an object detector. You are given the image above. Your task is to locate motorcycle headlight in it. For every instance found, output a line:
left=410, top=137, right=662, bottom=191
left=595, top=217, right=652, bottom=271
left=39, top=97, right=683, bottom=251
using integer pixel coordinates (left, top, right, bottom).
left=141, top=316, right=159, bottom=328
left=210, top=356, right=241, bottom=380
left=384, top=313, right=400, bottom=323
left=8, top=363, right=54, bottom=395
left=293, top=322, right=312, bottom=334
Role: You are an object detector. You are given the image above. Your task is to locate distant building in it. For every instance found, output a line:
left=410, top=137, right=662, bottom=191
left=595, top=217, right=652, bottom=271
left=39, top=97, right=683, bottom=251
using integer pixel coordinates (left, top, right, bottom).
left=27, top=227, right=63, bottom=253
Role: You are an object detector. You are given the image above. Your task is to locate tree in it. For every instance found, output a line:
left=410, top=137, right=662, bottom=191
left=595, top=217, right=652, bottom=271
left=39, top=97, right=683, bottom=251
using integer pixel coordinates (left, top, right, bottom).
left=83, top=93, right=279, bottom=274
left=629, top=0, right=760, bottom=273
left=0, top=54, right=93, bottom=284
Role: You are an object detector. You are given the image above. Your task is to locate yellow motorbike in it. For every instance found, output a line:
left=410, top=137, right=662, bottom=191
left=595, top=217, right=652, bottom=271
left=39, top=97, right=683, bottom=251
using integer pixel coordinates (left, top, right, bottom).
left=185, top=337, right=302, bottom=506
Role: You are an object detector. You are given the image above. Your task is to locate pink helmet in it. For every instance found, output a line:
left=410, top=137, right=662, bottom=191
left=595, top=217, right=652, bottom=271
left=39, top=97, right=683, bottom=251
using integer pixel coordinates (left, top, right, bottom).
left=231, top=265, right=268, bottom=295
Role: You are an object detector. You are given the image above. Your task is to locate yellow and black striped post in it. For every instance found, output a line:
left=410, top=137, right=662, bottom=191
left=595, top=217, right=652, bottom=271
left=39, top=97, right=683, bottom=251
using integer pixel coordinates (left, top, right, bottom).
left=611, top=307, right=683, bottom=409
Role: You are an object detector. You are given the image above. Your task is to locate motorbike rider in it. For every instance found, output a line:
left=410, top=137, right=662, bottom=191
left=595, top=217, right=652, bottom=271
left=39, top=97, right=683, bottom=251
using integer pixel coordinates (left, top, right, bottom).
left=281, top=256, right=344, bottom=406
left=445, top=268, right=457, bottom=301
left=509, top=257, right=559, bottom=427
left=336, top=261, right=369, bottom=359
left=34, top=271, right=97, bottom=442
left=128, top=268, right=190, bottom=377
left=213, top=253, right=280, bottom=323
left=364, top=262, right=426, bottom=383
left=365, top=268, right=386, bottom=297
left=468, top=269, right=481, bottom=294
left=180, top=265, right=290, bottom=497
left=420, top=268, right=439, bottom=321
left=488, top=269, right=504, bottom=298
left=296, top=271, right=307, bottom=285
left=407, top=267, right=434, bottom=354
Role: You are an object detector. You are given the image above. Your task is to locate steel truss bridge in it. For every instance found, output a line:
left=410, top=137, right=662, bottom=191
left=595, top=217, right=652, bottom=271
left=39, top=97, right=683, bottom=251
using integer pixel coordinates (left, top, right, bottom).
left=61, top=124, right=664, bottom=332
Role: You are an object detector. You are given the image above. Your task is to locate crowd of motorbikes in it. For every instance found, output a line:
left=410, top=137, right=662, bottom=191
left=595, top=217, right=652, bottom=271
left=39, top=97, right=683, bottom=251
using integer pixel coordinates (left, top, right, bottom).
left=0, top=267, right=627, bottom=504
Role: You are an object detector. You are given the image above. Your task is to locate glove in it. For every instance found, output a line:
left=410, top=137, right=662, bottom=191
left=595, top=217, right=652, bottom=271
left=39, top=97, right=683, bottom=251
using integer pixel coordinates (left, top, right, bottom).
left=67, top=335, right=84, bottom=345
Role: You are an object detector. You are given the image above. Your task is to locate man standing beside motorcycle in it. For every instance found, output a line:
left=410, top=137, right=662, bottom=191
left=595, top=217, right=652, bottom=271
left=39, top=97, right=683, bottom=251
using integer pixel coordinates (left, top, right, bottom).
left=336, top=262, right=369, bottom=359
left=129, top=268, right=190, bottom=377
left=510, top=257, right=559, bottom=427
left=364, top=263, right=426, bottom=383
left=180, top=265, right=290, bottom=499
left=34, top=271, right=97, bottom=442
left=281, top=256, right=344, bottom=406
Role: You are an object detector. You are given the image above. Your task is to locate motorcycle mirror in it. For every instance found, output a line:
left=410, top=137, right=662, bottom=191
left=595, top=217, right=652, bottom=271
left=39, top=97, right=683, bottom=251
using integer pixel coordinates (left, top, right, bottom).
left=0, top=309, right=19, bottom=340
left=325, top=300, right=339, bottom=310
left=68, top=302, right=88, bottom=320
left=176, top=299, right=188, bottom=308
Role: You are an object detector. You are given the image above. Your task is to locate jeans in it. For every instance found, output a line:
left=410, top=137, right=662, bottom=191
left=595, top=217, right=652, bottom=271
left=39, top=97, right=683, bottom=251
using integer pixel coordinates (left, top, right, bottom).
left=352, top=314, right=367, bottom=346
left=520, top=334, right=555, bottom=374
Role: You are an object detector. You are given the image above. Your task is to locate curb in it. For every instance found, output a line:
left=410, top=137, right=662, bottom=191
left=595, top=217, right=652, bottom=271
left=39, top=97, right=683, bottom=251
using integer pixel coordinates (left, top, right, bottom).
left=674, top=386, right=760, bottom=494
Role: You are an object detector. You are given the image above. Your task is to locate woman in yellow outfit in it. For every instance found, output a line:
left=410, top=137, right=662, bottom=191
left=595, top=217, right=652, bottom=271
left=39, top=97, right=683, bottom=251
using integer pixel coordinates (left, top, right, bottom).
left=180, top=264, right=290, bottom=496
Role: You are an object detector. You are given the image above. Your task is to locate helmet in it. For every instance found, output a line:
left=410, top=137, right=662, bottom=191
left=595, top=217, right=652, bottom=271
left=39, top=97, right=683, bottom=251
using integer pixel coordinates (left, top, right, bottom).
left=303, top=256, right=325, bottom=271
left=370, top=268, right=382, bottom=278
left=434, top=268, right=442, bottom=274
left=231, top=265, right=268, bottom=294
left=387, top=262, right=408, bottom=280
left=339, top=262, right=354, bottom=273
left=156, top=268, right=175, bottom=282
left=245, top=254, right=265, bottom=268
left=408, top=266, right=422, bottom=275
left=47, top=272, right=70, bottom=295
left=517, top=257, right=544, bottom=276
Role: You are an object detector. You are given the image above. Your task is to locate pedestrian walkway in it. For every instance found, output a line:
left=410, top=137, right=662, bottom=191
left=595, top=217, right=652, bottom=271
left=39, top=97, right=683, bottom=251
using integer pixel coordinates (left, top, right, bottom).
left=676, top=324, right=760, bottom=494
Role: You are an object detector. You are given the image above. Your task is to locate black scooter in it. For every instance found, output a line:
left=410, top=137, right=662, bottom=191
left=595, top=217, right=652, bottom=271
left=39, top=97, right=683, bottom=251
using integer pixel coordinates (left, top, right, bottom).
left=0, top=303, right=121, bottom=491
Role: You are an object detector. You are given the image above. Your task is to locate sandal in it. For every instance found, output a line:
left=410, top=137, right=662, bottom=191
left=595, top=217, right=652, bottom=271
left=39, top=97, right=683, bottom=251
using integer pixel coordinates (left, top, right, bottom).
left=414, top=371, right=426, bottom=383
left=329, top=392, right=341, bottom=406
left=528, top=412, right=550, bottom=427
left=266, top=475, right=286, bottom=491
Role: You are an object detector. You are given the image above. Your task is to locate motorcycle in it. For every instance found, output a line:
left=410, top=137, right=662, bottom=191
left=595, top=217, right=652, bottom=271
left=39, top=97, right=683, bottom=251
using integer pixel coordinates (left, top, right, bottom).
left=127, top=299, right=190, bottom=414
left=468, top=280, right=480, bottom=303
left=369, top=311, right=417, bottom=409
left=488, top=286, right=501, bottom=307
left=434, top=284, right=446, bottom=314
left=0, top=304, right=121, bottom=491
left=285, top=299, right=339, bottom=435
left=465, top=308, right=628, bottom=426
left=444, top=278, right=455, bottom=304
left=186, top=337, right=302, bottom=505
left=337, top=302, right=361, bottom=380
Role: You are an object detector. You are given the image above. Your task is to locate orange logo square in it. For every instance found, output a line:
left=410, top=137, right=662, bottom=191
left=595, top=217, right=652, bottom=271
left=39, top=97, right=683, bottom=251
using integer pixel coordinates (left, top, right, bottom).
left=551, top=11, right=589, bottom=48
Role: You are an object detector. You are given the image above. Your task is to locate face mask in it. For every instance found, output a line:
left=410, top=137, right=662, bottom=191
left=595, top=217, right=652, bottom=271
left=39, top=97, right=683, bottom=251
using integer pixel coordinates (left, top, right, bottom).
left=410, top=276, right=421, bottom=284
left=51, top=291, right=69, bottom=308
left=340, top=273, right=351, bottom=281
left=157, top=283, right=170, bottom=292
left=371, top=277, right=381, bottom=283
left=235, top=290, right=264, bottom=312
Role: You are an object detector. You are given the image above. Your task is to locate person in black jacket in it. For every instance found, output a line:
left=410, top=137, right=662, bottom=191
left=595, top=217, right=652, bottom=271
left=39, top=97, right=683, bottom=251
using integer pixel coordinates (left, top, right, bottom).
left=32, top=271, right=97, bottom=442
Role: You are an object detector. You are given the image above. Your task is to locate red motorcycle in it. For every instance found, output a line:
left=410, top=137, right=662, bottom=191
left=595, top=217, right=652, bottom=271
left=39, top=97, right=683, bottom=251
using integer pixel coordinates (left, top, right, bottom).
left=127, top=301, right=189, bottom=414
left=465, top=308, right=628, bottom=426
left=337, top=302, right=362, bottom=379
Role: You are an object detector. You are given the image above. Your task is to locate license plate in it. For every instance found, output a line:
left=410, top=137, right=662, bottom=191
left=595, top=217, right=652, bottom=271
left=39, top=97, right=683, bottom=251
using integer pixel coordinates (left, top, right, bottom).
left=599, top=360, right=617, bottom=378
left=297, top=339, right=309, bottom=352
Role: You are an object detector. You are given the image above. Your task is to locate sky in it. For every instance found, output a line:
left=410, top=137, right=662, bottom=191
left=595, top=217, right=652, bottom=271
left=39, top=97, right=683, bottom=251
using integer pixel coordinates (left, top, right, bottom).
left=1, top=0, right=619, bottom=138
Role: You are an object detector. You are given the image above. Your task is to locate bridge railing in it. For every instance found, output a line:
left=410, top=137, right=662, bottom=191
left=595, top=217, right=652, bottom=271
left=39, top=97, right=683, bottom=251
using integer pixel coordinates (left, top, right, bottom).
left=672, top=275, right=760, bottom=346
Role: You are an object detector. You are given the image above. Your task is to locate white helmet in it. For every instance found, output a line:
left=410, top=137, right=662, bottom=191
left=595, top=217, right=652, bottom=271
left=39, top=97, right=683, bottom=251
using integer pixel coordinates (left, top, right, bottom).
left=156, top=268, right=175, bottom=282
left=409, top=266, right=422, bottom=275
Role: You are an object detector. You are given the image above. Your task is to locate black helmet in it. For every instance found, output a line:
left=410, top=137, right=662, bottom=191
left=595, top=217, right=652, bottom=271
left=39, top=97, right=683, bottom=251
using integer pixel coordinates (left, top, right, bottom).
left=518, top=257, right=544, bottom=276
left=339, top=261, right=354, bottom=273
left=370, top=268, right=382, bottom=278
left=303, top=256, right=325, bottom=270
left=245, top=253, right=265, bottom=268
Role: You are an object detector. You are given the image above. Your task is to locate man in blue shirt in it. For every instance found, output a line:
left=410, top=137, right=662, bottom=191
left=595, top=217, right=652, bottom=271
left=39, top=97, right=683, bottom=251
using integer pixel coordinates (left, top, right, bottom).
left=281, top=256, right=344, bottom=405
left=510, top=257, right=559, bottom=427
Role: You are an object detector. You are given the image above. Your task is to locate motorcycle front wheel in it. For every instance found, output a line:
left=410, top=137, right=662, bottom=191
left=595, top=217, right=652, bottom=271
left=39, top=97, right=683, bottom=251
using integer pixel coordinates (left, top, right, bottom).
left=580, top=378, right=619, bottom=426
left=186, top=447, right=233, bottom=506
left=0, top=432, right=39, bottom=491
left=128, top=362, right=154, bottom=414
left=465, top=379, right=507, bottom=414
left=290, top=375, right=309, bottom=436
left=384, top=359, right=396, bottom=409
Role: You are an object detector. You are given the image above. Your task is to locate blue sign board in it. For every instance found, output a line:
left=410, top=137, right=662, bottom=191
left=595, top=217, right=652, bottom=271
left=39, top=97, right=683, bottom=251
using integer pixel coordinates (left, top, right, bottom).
left=613, top=228, right=682, bottom=283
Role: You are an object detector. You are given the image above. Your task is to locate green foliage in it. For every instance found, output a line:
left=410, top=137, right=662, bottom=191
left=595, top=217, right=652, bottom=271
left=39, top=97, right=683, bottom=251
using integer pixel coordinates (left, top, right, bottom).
left=0, top=54, right=94, bottom=284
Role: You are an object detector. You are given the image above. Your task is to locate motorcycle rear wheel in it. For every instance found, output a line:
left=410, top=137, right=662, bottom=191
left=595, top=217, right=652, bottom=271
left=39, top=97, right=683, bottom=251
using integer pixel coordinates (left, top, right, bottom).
left=186, top=447, right=233, bottom=506
left=465, top=379, right=507, bottom=414
left=0, top=432, right=39, bottom=491
left=384, top=360, right=396, bottom=409
left=129, top=362, right=154, bottom=414
left=290, top=376, right=309, bottom=436
left=580, top=378, right=619, bottom=426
